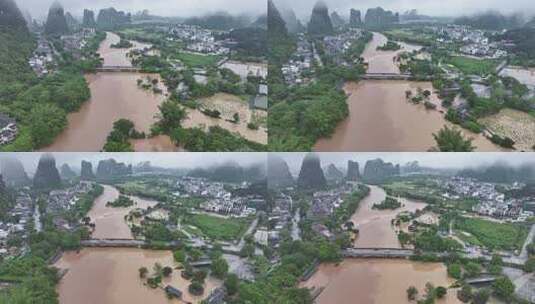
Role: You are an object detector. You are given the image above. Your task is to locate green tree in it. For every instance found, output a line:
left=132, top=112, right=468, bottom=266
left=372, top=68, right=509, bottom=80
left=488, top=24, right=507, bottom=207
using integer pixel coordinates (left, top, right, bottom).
left=28, top=103, right=67, bottom=148
left=464, top=262, right=482, bottom=278
left=524, top=258, right=535, bottom=272
left=173, top=250, right=186, bottom=263
left=407, top=286, right=418, bottom=301
left=188, top=281, right=204, bottom=296
left=139, top=267, right=148, bottom=278
left=472, top=288, right=490, bottom=304
left=435, top=286, right=447, bottom=298
left=457, top=284, right=472, bottom=303
left=433, top=125, right=475, bottom=152
left=224, top=273, right=239, bottom=296
left=211, top=257, right=229, bottom=279
left=447, top=263, right=462, bottom=279
left=155, top=99, right=187, bottom=133
left=492, top=277, right=515, bottom=300
left=162, top=266, right=173, bottom=277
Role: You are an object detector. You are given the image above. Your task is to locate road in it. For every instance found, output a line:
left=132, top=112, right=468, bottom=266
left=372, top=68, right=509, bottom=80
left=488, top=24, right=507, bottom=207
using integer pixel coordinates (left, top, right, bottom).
left=291, top=207, right=301, bottom=241
left=510, top=223, right=535, bottom=264
left=312, top=42, right=323, bottom=67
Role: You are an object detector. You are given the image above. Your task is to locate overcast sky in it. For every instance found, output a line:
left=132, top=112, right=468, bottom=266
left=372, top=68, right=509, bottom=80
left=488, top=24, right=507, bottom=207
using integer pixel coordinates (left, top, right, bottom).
left=16, top=0, right=265, bottom=21
left=1, top=153, right=267, bottom=175
left=273, top=152, right=535, bottom=175
left=274, top=0, right=535, bottom=20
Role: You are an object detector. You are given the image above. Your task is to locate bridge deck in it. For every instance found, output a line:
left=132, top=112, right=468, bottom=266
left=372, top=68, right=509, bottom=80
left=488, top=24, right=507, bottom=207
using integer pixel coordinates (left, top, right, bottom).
left=95, top=66, right=141, bottom=72
left=342, top=248, right=415, bottom=258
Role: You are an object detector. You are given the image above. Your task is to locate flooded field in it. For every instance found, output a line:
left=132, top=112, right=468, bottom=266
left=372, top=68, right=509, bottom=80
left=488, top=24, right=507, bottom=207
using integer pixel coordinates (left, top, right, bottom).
left=184, top=93, right=267, bottom=144
left=500, top=66, right=535, bottom=88
left=55, top=248, right=220, bottom=304
left=221, top=61, right=268, bottom=79
left=479, top=108, right=535, bottom=151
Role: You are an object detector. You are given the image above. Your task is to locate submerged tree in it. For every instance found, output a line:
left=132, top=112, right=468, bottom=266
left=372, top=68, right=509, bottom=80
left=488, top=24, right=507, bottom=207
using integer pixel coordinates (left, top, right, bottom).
left=433, top=125, right=475, bottom=152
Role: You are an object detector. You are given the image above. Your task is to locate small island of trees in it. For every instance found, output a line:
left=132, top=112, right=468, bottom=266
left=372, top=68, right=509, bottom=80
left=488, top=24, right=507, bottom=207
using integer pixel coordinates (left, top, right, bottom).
left=106, top=195, right=135, bottom=207
left=373, top=196, right=402, bottom=210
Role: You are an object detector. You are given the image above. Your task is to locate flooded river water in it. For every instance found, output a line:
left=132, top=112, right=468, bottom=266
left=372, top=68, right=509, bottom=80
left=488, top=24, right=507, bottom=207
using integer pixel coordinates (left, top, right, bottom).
left=87, top=184, right=158, bottom=239
left=350, top=185, right=426, bottom=248
left=55, top=184, right=220, bottom=303
left=314, top=32, right=501, bottom=152
left=42, top=32, right=171, bottom=152
left=55, top=248, right=220, bottom=304
left=301, top=185, right=460, bottom=304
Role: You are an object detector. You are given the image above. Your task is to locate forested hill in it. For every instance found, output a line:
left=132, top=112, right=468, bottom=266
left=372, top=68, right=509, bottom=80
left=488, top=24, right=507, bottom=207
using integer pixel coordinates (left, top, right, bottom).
left=0, top=0, right=101, bottom=152
left=454, top=11, right=522, bottom=30
left=184, top=13, right=251, bottom=30
left=0, top=0, right=35, bottom=86
left=459, top=162, right=535, bottom=183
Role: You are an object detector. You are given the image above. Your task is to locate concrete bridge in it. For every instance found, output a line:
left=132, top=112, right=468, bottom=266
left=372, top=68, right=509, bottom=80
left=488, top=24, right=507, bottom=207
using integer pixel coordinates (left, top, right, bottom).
left=95, top=66, right=141, bottom=73
left=80, top=239, right=179, bottom=249
left=342, top=247, right=415, bottom=258
left=360, top=73, right=433, bottom=81
left=190, top=260, right=213, bottom=267
left=466, top=275, right=497, bottom=285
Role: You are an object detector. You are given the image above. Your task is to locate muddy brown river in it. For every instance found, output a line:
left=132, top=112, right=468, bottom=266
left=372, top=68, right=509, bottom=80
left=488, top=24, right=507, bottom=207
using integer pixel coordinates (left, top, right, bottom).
left=314, top=32, right=501, bottom=152
left=302, top=259, right=459, bottom=304
left=41, top=32, right=171, bottom=152
left=350, top=185, right=427, bottom=248
left=55, top=185, right=220, bottom=303
left=301, top=185, right=460, bottom=304
left=55, top=248, right=221, bottom=304
left=87, top=184, right=158, bottom=239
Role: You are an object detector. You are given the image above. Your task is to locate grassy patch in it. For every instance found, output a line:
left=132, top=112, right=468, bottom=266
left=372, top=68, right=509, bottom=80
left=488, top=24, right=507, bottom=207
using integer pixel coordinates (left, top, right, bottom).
left=454, top=217, right=529, bottom=251
left=448, top=56, right=499, bottom=76
left=176, top=197, right=206, bottom=209
left=186, top=214, right=251, bottom=241
left=172, top=52, right=221, bottom=68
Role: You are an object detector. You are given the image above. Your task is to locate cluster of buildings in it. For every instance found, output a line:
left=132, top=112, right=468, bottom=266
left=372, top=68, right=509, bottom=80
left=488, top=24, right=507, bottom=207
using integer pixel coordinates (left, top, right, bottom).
left=199, top=197, right=256, bottom=218
left=434, top=25, right=509, bottom=59
left=444, top=177, right=533, bottom=221
left=0, top=113, right=18, bottom=146
left=46, top=181, right=94, bottom=215
left=28, top=34, right=55, bottom=77
left=168, top=24, right=230, bottom=55
left=175, top=177, right=229, bottom=198
left=60, top=28, right=96, bottom=59
left=261, top=194, right=293, bottom=248
left=0, top=191, right=33, bottom=258
left=307, top=184, right=354, bottom=221
left=322, top=28, right=364, bottom=65
left=281, top=34, right=314, bottom=86
left=175, top=177, right=263, bottom=218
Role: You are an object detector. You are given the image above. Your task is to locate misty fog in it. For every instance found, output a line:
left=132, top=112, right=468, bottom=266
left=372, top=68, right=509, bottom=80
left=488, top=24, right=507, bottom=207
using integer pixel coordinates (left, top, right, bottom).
left=16, top=0, right=266, bottom=21
left=0, top=152, right=267, bottom=175
left=273, top=152, right=535, bottom=175
left=274, top=0, right=535, bottom=21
